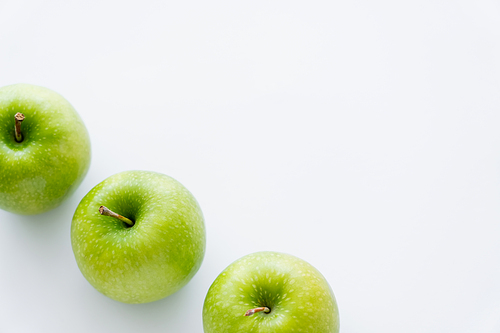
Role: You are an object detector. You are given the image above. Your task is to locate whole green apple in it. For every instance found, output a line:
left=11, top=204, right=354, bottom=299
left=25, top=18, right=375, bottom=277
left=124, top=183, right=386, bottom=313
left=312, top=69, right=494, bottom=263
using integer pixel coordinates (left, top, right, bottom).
left=0, top=84, right=91, bottom=215
left=71, top=171, right=206, bottom=304
left=203, top=252, right=339, bottom=333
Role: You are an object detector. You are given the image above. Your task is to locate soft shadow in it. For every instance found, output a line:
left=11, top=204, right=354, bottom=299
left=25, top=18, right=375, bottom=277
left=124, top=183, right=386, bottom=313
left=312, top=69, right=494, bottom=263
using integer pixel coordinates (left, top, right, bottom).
left=73, top=278, right=206, bottom=332
left=2, top=191, right=83, bottom=253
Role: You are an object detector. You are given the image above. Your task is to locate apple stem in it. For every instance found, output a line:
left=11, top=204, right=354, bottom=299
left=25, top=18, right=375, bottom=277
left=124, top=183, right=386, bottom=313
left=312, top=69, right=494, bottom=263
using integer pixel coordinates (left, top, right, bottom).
left=244, top=307, right=271, bottom=317
left=99, top=206, right=134, bottom=226
left=14, top=112, right=25, bottom=142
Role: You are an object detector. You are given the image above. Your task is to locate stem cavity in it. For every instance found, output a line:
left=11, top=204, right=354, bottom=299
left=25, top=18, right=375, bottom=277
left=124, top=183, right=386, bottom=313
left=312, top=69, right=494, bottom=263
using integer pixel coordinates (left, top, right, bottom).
left=99, top=206, right=134, bottom=226
left=14, top=112, right=25, bottom=142
left=244, top=307, right=271, bottom=317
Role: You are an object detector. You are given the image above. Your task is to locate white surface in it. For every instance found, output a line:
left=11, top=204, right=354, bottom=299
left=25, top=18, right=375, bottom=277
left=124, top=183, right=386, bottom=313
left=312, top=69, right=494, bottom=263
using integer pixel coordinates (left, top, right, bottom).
left=1, top=1, right=499, bottom=332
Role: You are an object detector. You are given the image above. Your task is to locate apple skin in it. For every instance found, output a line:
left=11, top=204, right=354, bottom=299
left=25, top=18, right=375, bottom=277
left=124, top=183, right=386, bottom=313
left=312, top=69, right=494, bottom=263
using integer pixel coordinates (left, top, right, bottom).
left=71, top=171, right=206, bottom=304
left=0, top=84, right=91, bottom=215
left=203, top=252, right=339, bottom=333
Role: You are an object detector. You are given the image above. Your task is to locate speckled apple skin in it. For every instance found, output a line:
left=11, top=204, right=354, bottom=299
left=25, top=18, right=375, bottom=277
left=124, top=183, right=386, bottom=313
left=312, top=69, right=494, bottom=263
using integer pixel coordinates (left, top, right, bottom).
left=71, top=171, right=206, bottom=304
left=203, top=252, right=339, bottom=333
left=0, top=84, right=91, bottom=215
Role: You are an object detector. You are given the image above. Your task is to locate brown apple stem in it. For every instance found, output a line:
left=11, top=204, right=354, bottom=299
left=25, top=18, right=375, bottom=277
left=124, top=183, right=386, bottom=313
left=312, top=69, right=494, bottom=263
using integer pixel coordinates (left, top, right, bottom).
left=99, top=206, right=134, bottom=226
left=14, top=112, right=25, bottom=142
left=244, top=307, right=271, bottom=317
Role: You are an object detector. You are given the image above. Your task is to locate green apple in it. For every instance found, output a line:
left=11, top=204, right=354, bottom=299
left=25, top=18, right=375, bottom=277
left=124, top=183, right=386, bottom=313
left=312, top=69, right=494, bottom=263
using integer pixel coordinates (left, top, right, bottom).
left=0, top=84, right=91, bottom=215
left=71, top=170, right=206, bottom=304
left=203, top=252, right=339, bottom=333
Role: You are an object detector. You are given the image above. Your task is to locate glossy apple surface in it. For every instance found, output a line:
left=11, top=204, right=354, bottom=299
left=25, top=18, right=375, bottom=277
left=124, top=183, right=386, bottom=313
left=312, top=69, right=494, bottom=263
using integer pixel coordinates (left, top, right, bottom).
left=0, top=84, right=91, bottom=215
left=71, top=171, right=206, bottom=304
left=203, top=252, right=339, bottom=333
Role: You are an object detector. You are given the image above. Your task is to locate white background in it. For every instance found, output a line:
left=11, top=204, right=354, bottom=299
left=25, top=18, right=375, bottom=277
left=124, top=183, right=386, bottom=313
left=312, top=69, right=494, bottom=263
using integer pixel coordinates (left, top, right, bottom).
left=0, top=1, right=499, bottom=332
